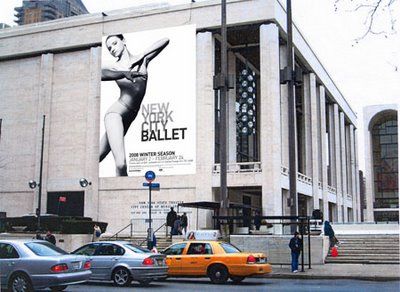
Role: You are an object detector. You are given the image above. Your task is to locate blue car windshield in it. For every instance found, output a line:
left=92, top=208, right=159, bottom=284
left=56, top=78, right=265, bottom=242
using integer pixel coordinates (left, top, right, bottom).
left=124, top=244, right=150, bottom=253
left=25, top=242, right=67, bottom=256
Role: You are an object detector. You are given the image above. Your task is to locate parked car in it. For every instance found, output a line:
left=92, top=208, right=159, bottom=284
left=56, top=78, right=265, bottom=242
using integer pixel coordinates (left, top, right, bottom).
left=0, top=239, right=91, bottom=292
left=162, top=240, right=272, bottom=284
left=71, top=241, right=168, bottom=286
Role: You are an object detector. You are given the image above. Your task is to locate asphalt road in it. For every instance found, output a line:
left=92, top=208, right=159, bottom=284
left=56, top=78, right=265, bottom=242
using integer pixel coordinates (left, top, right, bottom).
left=38, top=278, right=400, bottom=291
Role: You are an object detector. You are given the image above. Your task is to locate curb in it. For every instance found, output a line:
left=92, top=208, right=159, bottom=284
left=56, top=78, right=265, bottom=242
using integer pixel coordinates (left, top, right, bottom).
left=264, top=274, right=400, bottom=282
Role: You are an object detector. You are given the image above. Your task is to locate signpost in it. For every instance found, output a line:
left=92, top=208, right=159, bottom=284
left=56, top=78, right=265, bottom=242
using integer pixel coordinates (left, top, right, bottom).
left=144, top=171, right=160, bottom=250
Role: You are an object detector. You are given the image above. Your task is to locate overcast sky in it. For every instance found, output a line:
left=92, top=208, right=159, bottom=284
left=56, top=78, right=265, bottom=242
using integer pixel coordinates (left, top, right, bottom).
left=1, top=0, right=399, bottom=170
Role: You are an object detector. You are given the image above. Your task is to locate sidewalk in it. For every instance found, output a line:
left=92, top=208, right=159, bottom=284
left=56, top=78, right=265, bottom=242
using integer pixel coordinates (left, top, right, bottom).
left=267, top=264, right=400, bottom=281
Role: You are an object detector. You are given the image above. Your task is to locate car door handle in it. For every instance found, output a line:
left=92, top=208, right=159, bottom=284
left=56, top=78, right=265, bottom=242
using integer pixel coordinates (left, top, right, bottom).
left=112, top=258, right=118, bottom=261
left=205, top=257, right=211, bottom=259
left=175, top=258, right=181, bottom=260
left=8, top=262, right=15, bottom=266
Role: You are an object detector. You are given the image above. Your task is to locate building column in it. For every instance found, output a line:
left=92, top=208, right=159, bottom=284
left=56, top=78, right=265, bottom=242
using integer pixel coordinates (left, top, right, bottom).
left=340, top=112, right=348, bottom=222
left=84, top=47, right=101, bottom=220
left=195, top=32, right=215, bottom=227
left=280, top=45, right=289, bottom=168
left=349, top=124, right=357, bottom=222
left=35, top=53, right=54, bottom=216
left=328, top=105, right=336, bottom=190
left=308, top=73, right=320, bottom=210
left=260, top=24, right=282, bottom=220
left=354, top=128, right=363, bottom=222
left=303, top=74, right=312, bottom=177
left=319, top=86, right=329, bottom=220
left=228, top=51, right=237, bottom=163
left=333, top=104, right=343, bottom=222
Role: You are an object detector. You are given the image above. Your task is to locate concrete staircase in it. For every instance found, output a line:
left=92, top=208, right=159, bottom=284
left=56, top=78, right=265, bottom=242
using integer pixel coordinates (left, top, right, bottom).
left=325, top=234, right=400, bottom=264
left=107, top=235, right=172, bottom=251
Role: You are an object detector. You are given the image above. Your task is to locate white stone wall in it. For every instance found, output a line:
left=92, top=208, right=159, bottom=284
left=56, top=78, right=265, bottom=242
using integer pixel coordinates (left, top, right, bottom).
left=0, top=0, right=361, bottom=233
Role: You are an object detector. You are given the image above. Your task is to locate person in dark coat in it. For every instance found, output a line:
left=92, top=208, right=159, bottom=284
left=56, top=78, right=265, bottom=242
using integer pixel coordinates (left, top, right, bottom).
left=289, top=231, right=302, bottom=273
left=324, top=221, right=338, bottom=247
left=166, top=207, right=177, bottom=238
left=254, top=211, right=262, bottom=231
left=172, top=216, right=182, bottom=236
left=181, top=212, right=188, bottom=234
left=45, top=230, right=56, bottom=245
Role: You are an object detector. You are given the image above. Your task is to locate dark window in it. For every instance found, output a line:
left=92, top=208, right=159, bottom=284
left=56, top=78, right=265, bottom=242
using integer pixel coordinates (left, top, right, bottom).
left=46, top=191, right=84, bottom=216
left=0, top=243, right=19, bottom=259
left=95, top=244, right=123, bottom=256
left=25, top=242, right=67, bottom=256
left=163, top=243, right=186, bottom=255
left=187, top=243, right=212, bottom=255
left=72, top=243, right=98, bottom=256
left=371, top=112, right=398, bottom=212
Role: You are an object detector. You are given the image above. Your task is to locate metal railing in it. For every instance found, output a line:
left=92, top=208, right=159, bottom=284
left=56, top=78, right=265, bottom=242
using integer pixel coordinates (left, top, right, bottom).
left=213, top=162, right=262, bottom=173
left=106, top=222, right=133, bottom=240
left=138, top=222, right=167, bottom=247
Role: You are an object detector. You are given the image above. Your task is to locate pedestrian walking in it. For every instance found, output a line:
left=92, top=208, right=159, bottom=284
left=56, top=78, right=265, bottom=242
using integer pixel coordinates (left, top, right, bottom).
left=93, top=224, right=102, bottom=242
left=45, top=230, right=56, bottom=245
left=289, top=231, right=302, bottom=273
left=166, top=207, right=177, bottom=238
left=323, top=221, right=339, bottom=248
left=181, top=212, right=188, bottom=234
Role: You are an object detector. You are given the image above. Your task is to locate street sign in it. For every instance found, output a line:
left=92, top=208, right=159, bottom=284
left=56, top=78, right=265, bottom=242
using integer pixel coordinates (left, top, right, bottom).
left=144, top=170, right=156, bottom=182
left=143, top=182, right=160, bottom=189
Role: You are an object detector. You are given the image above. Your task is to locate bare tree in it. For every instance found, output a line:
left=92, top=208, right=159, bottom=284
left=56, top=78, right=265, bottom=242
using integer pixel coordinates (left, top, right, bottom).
left=334, top=0, right=398, bottom=41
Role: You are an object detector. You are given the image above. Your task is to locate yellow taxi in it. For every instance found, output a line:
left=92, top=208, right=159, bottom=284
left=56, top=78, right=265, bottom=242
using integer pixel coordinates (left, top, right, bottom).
left=162, top=240, right=272, bottom=284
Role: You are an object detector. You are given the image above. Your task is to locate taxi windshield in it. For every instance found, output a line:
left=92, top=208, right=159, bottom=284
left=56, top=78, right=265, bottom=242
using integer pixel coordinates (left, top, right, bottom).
left=219, top=242, right=241, bottom=253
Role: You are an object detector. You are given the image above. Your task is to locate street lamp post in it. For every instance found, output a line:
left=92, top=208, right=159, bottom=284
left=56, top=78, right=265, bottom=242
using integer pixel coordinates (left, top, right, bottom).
left=28, top=115, right=46, bottom=232
left=279, top=0, right=298, bottom=232
left=219, top=0, right=229, bottom=216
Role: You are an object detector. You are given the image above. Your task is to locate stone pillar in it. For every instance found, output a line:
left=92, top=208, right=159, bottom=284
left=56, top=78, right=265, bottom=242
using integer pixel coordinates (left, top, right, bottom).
left=228, top=51, right=237, bottom=163
left=340, top=112, right=348, bottom=222
left=35, top=53, right=54, bottom=215
left=349, top=124, right=357, bottom=222
left=303, top=74, right=312, bottom=177
left=260, top=24, right=282, bottom=220
left=309, top=73, right=320, bottom=210
left=319, top=86, right=329, bottom=221
left=195, top=32, right=215, bottom=227
left=333, top=104, right=343, bottom=222
left=354, top=129, right=363, bottom=222
left=280, top=45, right=289, bottom=168
left=328, top=105, right=336, bottom=189
left=84, top=47, right=101, bottom=220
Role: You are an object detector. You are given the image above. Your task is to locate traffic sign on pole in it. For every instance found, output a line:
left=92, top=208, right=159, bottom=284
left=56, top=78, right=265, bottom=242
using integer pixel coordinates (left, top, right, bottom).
left=145, top=170, right=156, bottom=182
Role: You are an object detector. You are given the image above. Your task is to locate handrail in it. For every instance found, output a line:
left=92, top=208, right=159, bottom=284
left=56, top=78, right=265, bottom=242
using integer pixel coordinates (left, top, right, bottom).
left=139, top=222, right=167, bottom=247
left=106, top=222, right=132, bottom=240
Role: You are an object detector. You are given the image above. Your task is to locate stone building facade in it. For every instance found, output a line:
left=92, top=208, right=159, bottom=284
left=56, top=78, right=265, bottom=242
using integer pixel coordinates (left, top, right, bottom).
left=0, top=0, right=360, bottom=234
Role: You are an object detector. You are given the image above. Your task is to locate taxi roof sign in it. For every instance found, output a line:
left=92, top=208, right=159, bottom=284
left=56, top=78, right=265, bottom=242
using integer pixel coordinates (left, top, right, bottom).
left=185, top=230, right=221, bottom=241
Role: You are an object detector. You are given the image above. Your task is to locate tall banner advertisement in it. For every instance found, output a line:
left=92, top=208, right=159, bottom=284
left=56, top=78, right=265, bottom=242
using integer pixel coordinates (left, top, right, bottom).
left=99, top=25, right=196, bottom=177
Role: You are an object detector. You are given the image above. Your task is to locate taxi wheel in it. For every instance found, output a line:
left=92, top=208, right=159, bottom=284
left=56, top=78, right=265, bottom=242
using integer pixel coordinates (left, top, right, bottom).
left=50, top=285, right=68, bottom=291
left=112, top=267, right=132, bottom=287
left=208, top=264, right=229, bottom=284
left=9, top=272, right=33, bottom=292
left=230, top=276, right=245, bottom=283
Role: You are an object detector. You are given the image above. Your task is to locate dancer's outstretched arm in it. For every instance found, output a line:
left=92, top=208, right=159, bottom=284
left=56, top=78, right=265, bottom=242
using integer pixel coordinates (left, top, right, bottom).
left=130, top=38, right=170, bottom=68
